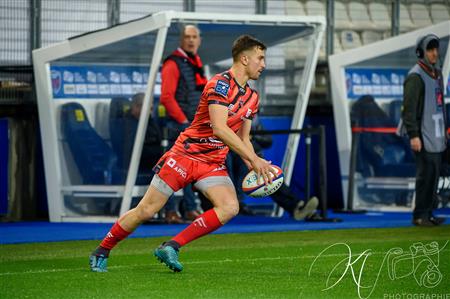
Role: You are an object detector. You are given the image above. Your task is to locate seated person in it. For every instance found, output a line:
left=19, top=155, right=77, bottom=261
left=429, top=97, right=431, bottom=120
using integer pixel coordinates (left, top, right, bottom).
left=125, top=93, right=163, bottom=176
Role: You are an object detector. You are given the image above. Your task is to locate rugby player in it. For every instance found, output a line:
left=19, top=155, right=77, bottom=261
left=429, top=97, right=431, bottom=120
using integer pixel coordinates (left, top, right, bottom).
left=89, top=35, right=276, bottom=272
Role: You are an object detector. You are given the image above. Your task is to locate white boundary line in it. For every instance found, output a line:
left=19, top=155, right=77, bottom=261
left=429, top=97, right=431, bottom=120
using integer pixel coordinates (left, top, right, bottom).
left=2, top=249, right=449, bottom=276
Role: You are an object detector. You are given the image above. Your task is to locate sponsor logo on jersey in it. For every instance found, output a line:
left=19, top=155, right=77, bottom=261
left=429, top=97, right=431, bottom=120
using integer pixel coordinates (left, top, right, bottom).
left=166, top=158, right=187, bottom=178
left=215, top=80, right=230, bottom=97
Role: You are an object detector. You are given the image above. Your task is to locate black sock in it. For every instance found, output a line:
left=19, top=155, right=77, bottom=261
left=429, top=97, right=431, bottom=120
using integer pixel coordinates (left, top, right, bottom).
left=94, top=246, right=110, bottom=257
left=163, top=240, right=181, bottom=251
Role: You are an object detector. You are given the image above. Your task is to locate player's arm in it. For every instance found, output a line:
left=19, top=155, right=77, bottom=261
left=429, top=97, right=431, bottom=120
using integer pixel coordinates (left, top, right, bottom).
left=209, top=104, right=275, bottom=184
left=236, top=119, right=269, bottom=170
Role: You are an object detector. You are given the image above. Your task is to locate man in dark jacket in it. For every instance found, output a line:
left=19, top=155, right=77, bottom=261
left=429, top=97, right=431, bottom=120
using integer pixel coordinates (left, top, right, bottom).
left=402, top=34, right=448, bottom=226
left=160, top=25, right=207, bottom=223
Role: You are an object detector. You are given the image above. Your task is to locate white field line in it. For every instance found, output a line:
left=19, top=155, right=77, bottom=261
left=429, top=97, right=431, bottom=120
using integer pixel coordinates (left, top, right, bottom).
left=2, top=249, right=449, bottom=276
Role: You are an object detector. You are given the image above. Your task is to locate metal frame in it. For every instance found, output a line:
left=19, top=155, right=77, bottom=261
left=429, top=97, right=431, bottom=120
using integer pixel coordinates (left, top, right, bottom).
left=282, top=21, right=325, bottom=186
left=33, top=11, right=325, bottom=222
left=328, top=21, right=450, bottom=210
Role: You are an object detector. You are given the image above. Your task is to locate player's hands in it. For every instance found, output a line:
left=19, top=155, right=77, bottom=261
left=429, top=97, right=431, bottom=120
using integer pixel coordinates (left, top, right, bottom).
left=243, top=159, right=253, bottom=170
left=410, top=137, right=422, bottom=152
left=250, top=157, right=277, bottom=185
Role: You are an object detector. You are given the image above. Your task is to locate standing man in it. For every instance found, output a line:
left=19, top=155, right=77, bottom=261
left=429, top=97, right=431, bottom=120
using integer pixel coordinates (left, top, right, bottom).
left=160, top=25, right=207, bottom=223
left=90, top=35, right=276, bottom=272
left=402, top=34, right=447, bottom=226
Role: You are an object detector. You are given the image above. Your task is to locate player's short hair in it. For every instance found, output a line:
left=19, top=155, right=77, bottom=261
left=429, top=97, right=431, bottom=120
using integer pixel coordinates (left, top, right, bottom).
left=232, top=35, right=266, bottom=62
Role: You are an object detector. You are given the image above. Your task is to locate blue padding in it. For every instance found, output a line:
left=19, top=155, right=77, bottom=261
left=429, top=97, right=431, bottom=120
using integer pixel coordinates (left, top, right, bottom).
left=61, top=102, right=117, bottom=184
left=0, top=119, right=8, bottom=215
left=389, top=99, right=403, bottom=124
left=109, top=97, right=133, bottom=171
left=351, top=96, right=414, bottom=177
left=108, top=97, right=155, bottom=185
left=1, top=209, right=448, bottom=244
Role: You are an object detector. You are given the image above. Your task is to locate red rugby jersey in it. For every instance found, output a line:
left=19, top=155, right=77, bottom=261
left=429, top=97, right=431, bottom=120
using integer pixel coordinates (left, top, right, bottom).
left=170, top=69, right=259, bottom=164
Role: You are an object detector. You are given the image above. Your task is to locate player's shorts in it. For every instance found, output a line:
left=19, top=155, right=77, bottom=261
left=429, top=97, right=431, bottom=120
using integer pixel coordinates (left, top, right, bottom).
left=151, top=150, right=233, bottom=197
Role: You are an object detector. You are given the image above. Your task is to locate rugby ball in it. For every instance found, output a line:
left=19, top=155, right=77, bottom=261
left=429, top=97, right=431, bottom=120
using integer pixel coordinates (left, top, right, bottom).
left=242, top=165, right=284, bottom=198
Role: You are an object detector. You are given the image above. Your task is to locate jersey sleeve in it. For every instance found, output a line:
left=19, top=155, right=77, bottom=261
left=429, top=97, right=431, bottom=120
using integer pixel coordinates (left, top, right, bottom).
left=206, top=77, right=231, bottom=107
left=247, top=91, right=259, bottom=120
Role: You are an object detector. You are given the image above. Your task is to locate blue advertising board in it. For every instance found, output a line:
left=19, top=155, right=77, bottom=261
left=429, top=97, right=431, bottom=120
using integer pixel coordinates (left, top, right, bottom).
left=345, top=68, right=408, bottom=99
left=345, top=68, right=450, bottom=100
left=50, top=65, right=161, bottom=99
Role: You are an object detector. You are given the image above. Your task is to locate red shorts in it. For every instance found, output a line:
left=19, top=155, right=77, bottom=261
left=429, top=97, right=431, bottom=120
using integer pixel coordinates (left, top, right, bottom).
left=153, top=151, right=229, bottom=192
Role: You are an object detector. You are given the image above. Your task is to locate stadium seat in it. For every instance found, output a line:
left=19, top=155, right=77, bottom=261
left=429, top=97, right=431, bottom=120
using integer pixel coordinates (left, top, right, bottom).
left=368, top=2, right=391, bottom=31
left=361, top=30, right=383, bottom=45
left=400, top=3, right=415, bottom=32
left=348, top=2, right=374, bottom=30
left=60, top=102, right=118, bottom=185
left=285, top=0, right=306, bottom=15
left=340, top=30, right=362, bottom=50
left=333, top=32, right=343, bottom=54
left=109, top=97, right=155, bottom=185
left=284, top=39, right=309, bottom=60
left=305, top=0, right=325, bottom=16
left=388, top=99, right=403, bottom=125
left=109, top=97, right=133, bottom=171
left=318, top=33, right=343, bottom=58
left=335, top=1, right=353, bottom=30
left=430, top=3, right=450, bottom=24
left=409, top=3, right=433, bottom=28
left=351, top=95, right=414, bottom=178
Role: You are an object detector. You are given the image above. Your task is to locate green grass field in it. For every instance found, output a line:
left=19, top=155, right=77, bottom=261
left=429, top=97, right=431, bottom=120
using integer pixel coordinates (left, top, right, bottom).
left=1, top=226, right=449, bottom=299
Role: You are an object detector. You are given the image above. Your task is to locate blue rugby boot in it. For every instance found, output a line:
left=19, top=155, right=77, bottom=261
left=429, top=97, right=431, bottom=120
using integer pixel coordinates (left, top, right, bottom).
left=89, top=254, right=108, bottom=272
left=154, top=241, right=183, bottom=272
left=89, top=247, right=109, bottom=272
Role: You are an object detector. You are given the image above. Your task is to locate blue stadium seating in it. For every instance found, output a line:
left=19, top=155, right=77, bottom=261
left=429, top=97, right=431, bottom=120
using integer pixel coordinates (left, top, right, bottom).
left=108, top=97, right=154, bottom=185
left=351, top=95, right=414, bottom=178
left=60, top=102, right=118, bottom=185
left=109, top=97, right=134, bottom=171
left=388, top=99, right=403, bottom=125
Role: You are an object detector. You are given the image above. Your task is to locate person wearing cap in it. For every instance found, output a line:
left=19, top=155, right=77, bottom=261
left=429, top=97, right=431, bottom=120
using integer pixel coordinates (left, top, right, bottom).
left=402, top=34, right=448, bottom=226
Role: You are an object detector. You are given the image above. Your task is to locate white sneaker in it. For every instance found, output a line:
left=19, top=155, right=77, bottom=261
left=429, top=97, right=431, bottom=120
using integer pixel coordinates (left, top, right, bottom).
left=293, top=196, right=319, bottom=221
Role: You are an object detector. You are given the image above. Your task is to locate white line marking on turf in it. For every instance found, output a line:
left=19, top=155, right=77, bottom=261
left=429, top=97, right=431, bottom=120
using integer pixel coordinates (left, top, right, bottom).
left=1, top=249, right=449, bottom=276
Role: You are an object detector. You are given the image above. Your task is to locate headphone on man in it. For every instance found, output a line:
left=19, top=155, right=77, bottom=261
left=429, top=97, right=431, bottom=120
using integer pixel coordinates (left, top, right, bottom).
left=415, top=34, right=440, bottom=59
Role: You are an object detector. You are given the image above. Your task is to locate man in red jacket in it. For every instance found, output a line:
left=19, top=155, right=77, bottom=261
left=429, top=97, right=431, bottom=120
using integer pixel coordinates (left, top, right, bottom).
left=160, top=25, right=207, bottom=223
